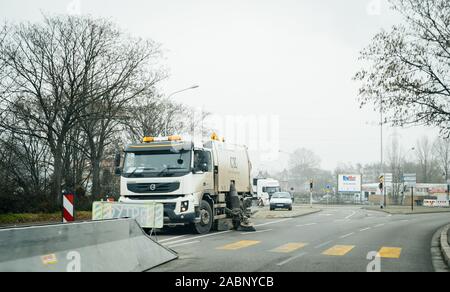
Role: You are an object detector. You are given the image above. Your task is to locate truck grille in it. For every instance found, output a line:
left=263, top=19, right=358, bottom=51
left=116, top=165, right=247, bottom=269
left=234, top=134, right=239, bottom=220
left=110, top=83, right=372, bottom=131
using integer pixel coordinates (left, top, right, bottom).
left=127, top=182, right=180, bottom=194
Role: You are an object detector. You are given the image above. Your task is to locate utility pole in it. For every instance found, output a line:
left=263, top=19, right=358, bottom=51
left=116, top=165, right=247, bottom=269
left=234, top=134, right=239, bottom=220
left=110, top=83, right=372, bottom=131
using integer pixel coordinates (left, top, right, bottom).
left=380, top=97, right=385, bottom=209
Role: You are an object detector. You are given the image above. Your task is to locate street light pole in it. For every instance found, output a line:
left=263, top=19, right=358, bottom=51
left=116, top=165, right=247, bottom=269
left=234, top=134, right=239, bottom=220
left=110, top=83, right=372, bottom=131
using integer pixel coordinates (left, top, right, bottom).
left=380, top=97, right=385, bottom=209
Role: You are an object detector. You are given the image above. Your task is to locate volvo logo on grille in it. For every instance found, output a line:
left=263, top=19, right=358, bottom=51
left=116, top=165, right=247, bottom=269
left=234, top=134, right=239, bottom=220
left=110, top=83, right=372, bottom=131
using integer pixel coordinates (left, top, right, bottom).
left=149, top=184, right=157, bottom=191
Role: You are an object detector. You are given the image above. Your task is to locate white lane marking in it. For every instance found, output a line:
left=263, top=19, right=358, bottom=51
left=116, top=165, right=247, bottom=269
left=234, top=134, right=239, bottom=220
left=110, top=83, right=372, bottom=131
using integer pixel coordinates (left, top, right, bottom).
left=240, top=229, right=272, bottom=235
left=162, top=230, right=233, bottom=245
left=374, top=223, right=385, bottom=228
left=276, top=252, right=307, bottom=266
left=345, top=211, right=357, bottom=220
left=339, top=232, right=354, bottom=239
left=314, top=241, right=333, bottom=249
left=254, top=218, right=293, bottom=227
left=296, top=223, right=317, bottom=227
left=167, top=241, right=200, bottom=248
left=159, top=235, right=188, bottom=243
left=360, top=227, right=371, bottom=232
left=319, top=214, right=333, bottom=216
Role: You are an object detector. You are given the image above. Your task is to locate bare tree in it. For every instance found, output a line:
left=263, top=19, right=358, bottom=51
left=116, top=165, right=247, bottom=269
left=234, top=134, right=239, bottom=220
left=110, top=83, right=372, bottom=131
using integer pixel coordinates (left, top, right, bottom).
left=386, top=134, right=405, bottom=204
left=0, top=15, right=165, bottom=203
left=123, top=96, right=190, bottom=143
left=288, top=148, right=322, bottom=189
left=78, top=38, right=164, bottom=199
left=355, top=0, right=450, bottom=137
left=415, top=136, right=435, bottom=182
left=433, top=137, right=450, bottom=182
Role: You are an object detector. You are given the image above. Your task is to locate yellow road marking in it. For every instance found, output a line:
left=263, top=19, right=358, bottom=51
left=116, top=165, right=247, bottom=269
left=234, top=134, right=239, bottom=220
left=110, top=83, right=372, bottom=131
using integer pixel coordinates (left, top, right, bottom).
left=322, top=245, right=355, bottom=256
left=271, top=243, right=308, bottom=253
left=217, top=240, right=260, bottom=251
left=378, top=247, right=402, bottom=259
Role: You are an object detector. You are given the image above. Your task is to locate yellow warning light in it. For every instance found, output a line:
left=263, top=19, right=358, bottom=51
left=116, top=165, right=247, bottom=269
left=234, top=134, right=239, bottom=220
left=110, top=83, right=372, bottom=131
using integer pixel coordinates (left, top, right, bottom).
left=168, top=135, right=182, bottom=142
left=143, top=137, right=155, bottom=143
left=211, top=132, right=220, bottom=141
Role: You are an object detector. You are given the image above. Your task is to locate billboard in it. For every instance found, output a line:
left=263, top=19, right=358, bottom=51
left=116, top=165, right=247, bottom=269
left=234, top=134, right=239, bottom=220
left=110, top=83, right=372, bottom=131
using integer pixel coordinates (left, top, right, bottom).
left=338, top=174, right=362, bottom=193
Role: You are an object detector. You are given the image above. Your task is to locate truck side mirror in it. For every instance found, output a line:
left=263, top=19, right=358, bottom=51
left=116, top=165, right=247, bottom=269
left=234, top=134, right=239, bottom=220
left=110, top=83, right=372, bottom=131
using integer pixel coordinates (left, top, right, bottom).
left=115, top=153, right=121, bottom=167
left=115, top=167, right=122, bottom=176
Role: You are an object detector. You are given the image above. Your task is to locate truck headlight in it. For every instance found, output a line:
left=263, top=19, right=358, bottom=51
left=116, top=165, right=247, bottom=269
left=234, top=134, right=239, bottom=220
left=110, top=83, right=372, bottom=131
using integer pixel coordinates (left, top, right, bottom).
left=180, top=201, right=189, bottom=213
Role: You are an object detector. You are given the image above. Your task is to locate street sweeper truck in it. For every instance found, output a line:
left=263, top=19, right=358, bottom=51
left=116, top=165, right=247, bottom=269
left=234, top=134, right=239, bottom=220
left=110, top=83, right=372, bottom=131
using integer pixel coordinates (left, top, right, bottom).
left=114, top=134, right=255, bottom=234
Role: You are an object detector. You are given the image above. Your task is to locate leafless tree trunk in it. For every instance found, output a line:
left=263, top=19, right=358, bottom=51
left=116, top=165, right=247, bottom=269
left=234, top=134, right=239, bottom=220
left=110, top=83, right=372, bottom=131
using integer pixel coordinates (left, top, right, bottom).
left=433, top=137, right=450, bottom=182
left=416, top=136, right=435, bottom=182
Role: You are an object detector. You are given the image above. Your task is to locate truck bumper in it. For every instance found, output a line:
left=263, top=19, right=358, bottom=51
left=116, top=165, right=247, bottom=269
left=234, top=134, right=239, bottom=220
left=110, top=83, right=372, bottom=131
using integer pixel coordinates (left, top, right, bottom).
left=119, top=196, right=199, bottom=225
left=163, top=203, right=198, bottom=224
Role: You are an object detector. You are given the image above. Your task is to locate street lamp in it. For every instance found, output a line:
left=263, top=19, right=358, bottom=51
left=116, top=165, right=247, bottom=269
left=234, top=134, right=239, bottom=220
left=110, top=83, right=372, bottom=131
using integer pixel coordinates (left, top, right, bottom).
left=164, top=85, right=200, bottom=136
left=167, top=85, right=200, bottom=99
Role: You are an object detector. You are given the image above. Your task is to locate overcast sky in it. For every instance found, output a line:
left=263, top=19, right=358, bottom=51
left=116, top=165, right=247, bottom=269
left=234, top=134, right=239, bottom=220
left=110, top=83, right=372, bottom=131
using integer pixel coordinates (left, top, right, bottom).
left=0, top=0, right=440, bottom=173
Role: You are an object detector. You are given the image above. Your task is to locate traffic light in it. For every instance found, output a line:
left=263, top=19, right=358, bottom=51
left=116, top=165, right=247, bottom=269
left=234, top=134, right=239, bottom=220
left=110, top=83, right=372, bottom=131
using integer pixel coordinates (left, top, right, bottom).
left=310, top=180, right=314, bottom=190
left=379, top=175, right=384, bottom=190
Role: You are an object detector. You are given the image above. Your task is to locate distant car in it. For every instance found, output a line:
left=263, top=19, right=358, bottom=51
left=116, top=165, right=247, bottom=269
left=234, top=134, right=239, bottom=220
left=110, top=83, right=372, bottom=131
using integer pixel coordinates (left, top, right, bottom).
left=270, top=192, right=293, bottom=211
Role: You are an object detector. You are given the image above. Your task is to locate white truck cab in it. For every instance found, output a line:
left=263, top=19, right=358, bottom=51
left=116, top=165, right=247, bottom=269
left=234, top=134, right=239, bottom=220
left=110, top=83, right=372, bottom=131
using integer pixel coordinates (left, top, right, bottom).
left=116, top=135, right=254, bottom=234
left=256, top=179, right=281, bottom=206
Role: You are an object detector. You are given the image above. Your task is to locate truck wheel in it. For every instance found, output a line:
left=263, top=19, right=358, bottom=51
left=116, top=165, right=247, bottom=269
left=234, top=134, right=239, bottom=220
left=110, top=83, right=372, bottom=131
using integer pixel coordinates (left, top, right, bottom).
left=192, top=200, right=213, bottom=234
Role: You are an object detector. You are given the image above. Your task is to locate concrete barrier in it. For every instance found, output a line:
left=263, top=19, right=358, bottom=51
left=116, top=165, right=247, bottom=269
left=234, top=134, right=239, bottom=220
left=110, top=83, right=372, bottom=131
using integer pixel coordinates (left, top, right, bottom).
left=440, top=224, right=450, bottom=268
left=0, top=218, right=177, bottom=272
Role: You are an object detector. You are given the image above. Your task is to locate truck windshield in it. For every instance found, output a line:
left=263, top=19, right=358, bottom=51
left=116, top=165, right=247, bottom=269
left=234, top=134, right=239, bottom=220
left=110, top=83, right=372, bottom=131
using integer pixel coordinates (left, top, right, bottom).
left=264, top=187, right=281, bottom=194
left=122, top=151, right=191, bottom=178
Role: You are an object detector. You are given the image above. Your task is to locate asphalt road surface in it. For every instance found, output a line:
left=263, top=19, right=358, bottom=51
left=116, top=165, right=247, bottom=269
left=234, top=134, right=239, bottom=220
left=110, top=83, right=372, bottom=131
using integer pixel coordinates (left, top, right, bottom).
left=151, top=206, right=450, bottom=272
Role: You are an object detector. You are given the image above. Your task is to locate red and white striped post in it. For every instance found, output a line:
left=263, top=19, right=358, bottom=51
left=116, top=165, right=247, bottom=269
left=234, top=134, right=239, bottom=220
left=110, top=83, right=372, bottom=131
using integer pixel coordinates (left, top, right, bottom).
left=62, top=192, right=75, bottom=223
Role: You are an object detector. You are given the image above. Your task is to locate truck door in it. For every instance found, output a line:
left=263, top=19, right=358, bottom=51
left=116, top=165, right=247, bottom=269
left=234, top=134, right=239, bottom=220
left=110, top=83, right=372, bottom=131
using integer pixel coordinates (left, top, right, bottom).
left=193, top=149, right=214, bottom=191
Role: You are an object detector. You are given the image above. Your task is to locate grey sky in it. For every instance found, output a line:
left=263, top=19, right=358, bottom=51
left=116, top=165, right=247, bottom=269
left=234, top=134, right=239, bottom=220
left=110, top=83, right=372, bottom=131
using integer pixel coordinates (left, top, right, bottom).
left=0, top=0, right=439, bottom=173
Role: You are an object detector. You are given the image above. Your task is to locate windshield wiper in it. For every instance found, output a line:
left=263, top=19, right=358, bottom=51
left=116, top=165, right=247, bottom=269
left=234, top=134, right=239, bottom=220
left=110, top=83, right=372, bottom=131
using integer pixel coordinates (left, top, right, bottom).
left=126, top=167, right=156, bottom=178
left=157, top=167, right=185, bottom=177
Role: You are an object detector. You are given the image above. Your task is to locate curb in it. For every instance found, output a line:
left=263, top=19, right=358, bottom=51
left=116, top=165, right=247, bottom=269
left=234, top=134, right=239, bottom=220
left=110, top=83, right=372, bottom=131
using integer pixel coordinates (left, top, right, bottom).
left=440, top=225, right=450, bottom=269
left=431, top=225, right=450, bottom=272
left=362, top=207, right=450, bottom=216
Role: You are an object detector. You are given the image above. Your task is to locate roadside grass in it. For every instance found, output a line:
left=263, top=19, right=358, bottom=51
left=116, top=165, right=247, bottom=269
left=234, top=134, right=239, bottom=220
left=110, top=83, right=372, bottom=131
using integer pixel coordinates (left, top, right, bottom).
left=0, top=211, right=92, bottom=226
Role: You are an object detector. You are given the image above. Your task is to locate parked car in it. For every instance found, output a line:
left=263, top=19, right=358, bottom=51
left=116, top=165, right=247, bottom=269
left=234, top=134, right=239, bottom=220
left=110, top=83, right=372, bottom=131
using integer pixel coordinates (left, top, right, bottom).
left=270, top=192, right=293, bottom=211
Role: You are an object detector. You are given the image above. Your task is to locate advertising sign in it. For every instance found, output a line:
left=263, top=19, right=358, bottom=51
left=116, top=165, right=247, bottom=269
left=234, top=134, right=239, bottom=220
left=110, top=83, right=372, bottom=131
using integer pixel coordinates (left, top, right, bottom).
left=338, top=174, right=362, bottom=193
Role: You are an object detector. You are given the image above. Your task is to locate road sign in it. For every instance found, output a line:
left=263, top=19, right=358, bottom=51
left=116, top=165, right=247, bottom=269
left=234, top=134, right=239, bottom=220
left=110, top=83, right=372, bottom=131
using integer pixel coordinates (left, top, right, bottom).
left=403, top=173, right=417, bottom=187
left=62, top=192, right=75, bottom=223
left=383, top=173, right=393, bottom=184
left=92, top=202, right=164, bottom=229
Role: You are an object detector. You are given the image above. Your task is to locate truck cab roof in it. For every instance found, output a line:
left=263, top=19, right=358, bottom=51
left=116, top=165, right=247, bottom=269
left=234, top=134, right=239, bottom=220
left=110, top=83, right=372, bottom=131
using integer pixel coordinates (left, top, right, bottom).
left=125, top=141, right=194, bottom=153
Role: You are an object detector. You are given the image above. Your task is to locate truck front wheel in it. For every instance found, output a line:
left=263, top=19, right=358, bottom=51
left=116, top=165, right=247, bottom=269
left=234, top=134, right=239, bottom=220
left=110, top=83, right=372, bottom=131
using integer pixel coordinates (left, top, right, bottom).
left=192, top=200, right=213, bottom=234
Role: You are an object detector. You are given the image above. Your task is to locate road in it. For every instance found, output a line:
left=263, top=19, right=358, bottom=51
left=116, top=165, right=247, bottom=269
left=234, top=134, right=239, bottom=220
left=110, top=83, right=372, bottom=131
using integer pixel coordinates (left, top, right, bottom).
left=151, top=206, right=450, bottom=272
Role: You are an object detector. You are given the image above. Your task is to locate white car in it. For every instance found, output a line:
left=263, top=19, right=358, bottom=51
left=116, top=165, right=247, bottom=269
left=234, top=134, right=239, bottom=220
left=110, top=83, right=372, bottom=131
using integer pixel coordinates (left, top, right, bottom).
left=270, top=192, right=293, bottom=211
